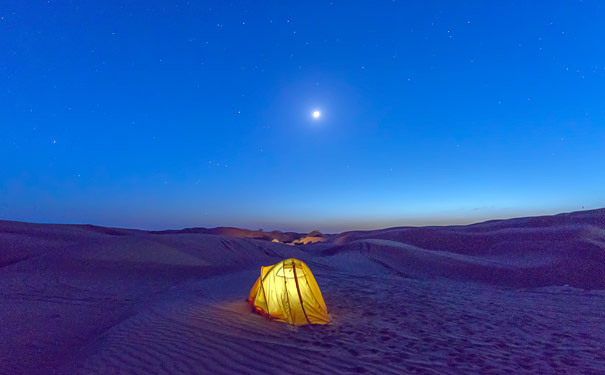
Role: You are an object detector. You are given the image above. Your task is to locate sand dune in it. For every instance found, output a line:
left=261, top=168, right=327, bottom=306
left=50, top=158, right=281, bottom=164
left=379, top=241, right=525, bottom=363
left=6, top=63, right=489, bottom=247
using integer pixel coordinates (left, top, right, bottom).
left=1, top=209, right=605, bottom=374
left=150, top=226, right=331, bottom=245
left=330, top=209, right=605, bottom=289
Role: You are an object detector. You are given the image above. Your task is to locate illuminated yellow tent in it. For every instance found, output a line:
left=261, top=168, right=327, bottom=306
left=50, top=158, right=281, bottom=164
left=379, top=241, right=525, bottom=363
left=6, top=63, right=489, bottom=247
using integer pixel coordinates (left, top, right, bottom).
left=247, top=258, right=330, bottom=326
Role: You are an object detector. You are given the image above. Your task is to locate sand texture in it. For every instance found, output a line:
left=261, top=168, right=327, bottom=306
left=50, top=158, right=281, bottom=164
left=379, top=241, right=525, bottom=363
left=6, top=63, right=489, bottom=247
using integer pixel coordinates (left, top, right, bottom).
left=1, top=209, right=604, bottom=374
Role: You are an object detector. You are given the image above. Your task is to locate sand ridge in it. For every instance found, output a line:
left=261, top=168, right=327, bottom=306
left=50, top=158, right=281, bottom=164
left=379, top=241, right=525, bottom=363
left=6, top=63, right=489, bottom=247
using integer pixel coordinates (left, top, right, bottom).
left=1, top=210, right=604, bottom=374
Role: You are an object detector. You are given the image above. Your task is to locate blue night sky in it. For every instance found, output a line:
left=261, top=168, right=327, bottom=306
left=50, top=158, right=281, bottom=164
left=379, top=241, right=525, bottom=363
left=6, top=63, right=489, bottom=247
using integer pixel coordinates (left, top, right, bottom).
left=1, top=1, right=604, bottom=232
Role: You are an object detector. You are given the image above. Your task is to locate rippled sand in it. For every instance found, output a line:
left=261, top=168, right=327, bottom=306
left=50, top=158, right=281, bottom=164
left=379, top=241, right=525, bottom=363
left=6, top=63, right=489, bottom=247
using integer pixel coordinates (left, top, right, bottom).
left=1, top=212, right=604, bottom=374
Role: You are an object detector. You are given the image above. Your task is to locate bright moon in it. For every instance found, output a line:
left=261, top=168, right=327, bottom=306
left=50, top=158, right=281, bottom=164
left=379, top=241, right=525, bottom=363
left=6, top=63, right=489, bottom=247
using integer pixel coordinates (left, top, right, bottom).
left=313, top=110, right=320, bottom=119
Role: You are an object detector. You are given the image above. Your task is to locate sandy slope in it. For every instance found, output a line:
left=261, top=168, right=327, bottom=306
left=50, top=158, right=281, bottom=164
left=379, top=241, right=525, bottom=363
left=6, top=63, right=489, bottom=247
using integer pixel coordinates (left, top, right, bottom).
left=1, top=210, right=605, bottom=374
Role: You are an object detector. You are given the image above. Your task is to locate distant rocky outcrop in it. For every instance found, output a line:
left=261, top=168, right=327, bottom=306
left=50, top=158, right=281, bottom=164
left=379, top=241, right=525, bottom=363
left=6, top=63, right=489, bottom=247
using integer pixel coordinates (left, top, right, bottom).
left=149, top=227, right=332, bottom=244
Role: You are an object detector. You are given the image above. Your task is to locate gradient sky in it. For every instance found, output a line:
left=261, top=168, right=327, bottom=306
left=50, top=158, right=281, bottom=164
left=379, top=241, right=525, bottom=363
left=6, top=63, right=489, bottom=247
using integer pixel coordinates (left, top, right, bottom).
left=1, top=1, right=604, bottom=232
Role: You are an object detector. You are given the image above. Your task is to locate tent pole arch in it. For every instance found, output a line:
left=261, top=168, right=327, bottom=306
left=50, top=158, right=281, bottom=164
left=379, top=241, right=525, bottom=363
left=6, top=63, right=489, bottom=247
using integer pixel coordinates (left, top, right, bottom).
left=292, top=261, right=311, bottom=325
left=299, top=266, right=324, bottom=313
left=259, top=263, right=278, bottom=313
left=281, top=260, right=293, bottom=323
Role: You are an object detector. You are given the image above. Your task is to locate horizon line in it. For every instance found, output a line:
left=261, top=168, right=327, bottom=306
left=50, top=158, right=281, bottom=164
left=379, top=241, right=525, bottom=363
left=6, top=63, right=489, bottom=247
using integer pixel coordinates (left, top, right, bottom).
left=2, top=206, right=602, bottom=234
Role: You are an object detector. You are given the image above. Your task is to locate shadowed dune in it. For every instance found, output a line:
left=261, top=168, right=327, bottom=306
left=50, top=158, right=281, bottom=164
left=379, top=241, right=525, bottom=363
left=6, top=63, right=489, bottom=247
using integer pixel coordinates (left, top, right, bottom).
left=1, top=209, right=605, bottom=374
left=326, top=208, right=605, bottom=289
left=334, top=208, right=605, bottom=247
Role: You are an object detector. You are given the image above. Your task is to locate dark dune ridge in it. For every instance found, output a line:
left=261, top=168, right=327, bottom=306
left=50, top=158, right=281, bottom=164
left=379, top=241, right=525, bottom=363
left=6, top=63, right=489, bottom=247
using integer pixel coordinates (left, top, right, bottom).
left=327, top=208, right=605, bottom=289
left=1, top=208, right=604, bottom=374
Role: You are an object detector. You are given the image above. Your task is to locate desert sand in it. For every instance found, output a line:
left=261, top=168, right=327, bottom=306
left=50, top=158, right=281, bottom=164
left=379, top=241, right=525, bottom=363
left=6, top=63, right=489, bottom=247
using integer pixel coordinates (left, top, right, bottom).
left=1, top=209, right=604, bottom=374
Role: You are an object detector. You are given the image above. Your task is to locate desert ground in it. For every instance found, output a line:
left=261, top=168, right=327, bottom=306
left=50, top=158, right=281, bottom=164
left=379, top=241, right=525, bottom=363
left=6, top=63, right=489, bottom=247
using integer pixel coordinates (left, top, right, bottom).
left=1, top=209, right=604, bottom=374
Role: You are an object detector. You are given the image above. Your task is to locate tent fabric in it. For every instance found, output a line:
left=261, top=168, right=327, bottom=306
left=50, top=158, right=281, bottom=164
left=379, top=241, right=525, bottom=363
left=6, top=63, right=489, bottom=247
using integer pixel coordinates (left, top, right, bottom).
left=247, top=258, right=330, bottom=326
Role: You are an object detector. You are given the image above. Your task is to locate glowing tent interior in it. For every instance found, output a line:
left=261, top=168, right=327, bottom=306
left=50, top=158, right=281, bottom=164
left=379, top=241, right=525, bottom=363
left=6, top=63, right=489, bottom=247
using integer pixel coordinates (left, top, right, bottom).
left=247, top=258, right=331, bottom=326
